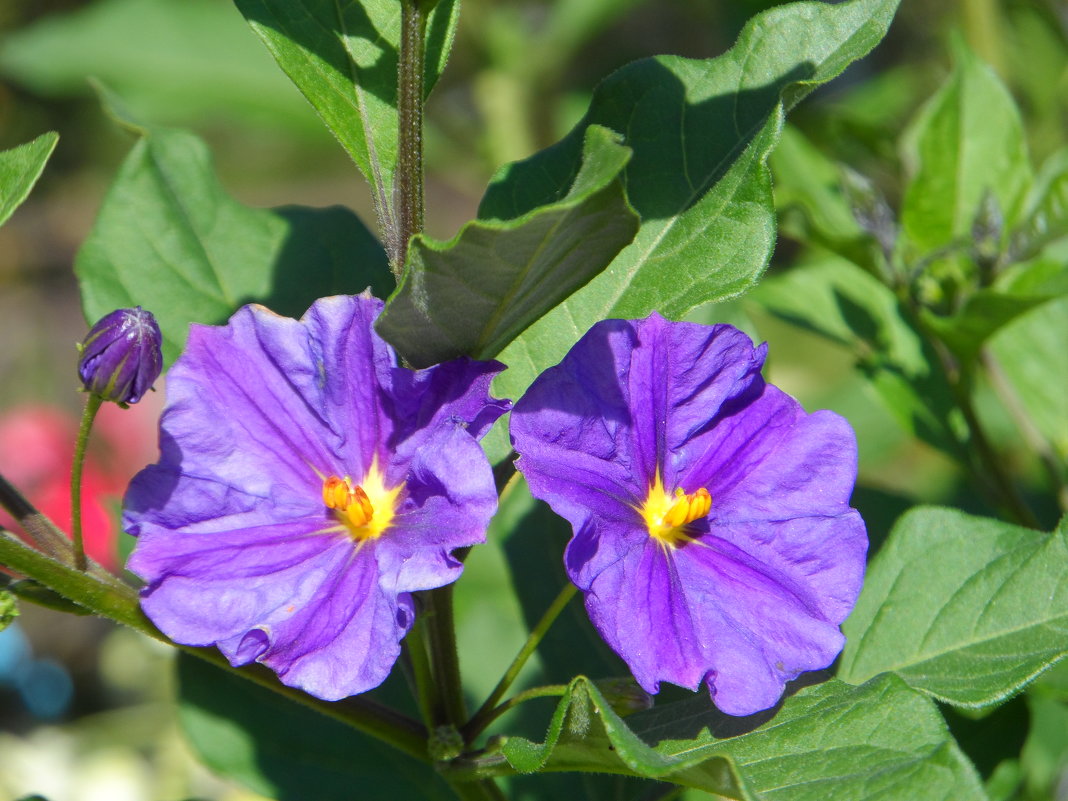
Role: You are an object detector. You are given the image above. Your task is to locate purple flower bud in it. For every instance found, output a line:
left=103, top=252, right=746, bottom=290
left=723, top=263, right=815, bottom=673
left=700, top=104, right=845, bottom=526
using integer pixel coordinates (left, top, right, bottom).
left=78, top=307, right=163, bottom=404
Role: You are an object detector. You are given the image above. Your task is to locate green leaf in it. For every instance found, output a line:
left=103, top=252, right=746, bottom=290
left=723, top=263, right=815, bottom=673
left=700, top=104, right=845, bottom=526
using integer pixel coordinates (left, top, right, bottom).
left=376, top=125, right=639, bottom=367
left=177, top=654, right=451, bottom=801
left=987, top=295, right=1068, bottom=461
left=749, top=256, right=962, bottom=457
left=771, top=124, right=893, bottom=278
left=0, top=132, right=58, bottom=228
left=1015, top=147, right=1068, bottom=257
left=0, top=588, right=18, bottom=631
left=0, top=0, right=317, bottom=133
left=901, top=39, right=1032, bottom=257
left=477, top=0, right=899, bottom=460
left=234, top=0, right=460, bottom=230
left=839, top=507, right=1068, bottom=709
left=919, top=284, right=1061, bottom=369
left=75, top=127, right=392, bottom=366
left=482, top=674, right=984, bottom=800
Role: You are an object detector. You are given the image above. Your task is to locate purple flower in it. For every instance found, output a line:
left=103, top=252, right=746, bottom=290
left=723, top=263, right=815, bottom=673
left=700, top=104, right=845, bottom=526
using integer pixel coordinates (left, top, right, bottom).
left=124, top=294, right=509, bottom=700
left=509, top=314, right=866, bottom=716
left=78, top=307, right=163, bottom=404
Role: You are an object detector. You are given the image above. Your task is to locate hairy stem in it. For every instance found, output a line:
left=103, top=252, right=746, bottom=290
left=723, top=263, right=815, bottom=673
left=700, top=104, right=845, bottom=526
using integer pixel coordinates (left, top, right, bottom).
left=71, top=394, right=103, bottom=570
left=0, top=472, right=74, bottom=564
left=464, top=582, right=577, bottom=740
left=392, top=0, right=430, bottom=274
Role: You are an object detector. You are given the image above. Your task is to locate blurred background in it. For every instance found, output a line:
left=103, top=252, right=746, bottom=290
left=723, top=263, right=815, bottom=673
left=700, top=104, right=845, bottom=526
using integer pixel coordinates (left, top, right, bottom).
left=1, top=0, right=1066, bottom=799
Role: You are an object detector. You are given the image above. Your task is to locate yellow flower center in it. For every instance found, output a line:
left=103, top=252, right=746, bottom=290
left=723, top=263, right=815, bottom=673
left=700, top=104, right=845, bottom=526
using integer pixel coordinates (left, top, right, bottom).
left=321, top=460, right=402, bottom=541
left=639, top=471, right=711, bottom=548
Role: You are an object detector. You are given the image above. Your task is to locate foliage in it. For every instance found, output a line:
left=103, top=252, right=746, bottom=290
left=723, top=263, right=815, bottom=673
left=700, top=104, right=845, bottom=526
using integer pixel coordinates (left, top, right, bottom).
left=1, top=0, right=1067, bottom=799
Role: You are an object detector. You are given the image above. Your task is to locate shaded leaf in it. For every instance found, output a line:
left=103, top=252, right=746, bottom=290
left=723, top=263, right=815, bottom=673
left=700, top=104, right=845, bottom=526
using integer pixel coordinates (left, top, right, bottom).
left=234, top=0, right=460, bottom=231
left=840, top=507, right=1068, bottom=709
left=771, top=124, right=891, bottom=277
left=177, top=654, right=450, bottom=801
left=377, top=125, right=638, bottom=367
left=749, top=256, right=961, bottom=457
left=477, top=0, right=900, bottom=460
left=0, top=132, right=58, bottom=228
left=75, top=127, right=392, bottom=366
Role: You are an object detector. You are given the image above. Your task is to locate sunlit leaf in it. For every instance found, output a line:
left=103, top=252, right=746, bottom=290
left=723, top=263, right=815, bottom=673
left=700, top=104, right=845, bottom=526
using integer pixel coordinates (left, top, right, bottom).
left=840, top=507, right=1068, bottom=709
left=0, top=132, right=58, bottom=228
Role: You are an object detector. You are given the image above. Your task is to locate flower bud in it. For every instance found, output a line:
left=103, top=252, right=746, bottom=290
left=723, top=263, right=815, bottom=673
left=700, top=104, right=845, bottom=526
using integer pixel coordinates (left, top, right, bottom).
left=77, top=307, right=163, bottom=404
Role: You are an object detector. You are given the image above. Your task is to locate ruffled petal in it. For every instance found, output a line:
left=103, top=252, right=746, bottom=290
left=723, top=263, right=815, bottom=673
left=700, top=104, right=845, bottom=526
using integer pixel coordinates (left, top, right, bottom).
left=511, top=313, right=867, bottom=716
left=159, top=305, right=337, bottom=494
left=577, top=515, right=858, bottom=716
left=376, top=425, right=499, bottom=594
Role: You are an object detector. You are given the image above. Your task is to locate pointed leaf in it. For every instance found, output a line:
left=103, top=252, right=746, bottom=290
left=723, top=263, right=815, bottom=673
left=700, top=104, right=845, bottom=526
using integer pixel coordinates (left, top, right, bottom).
left=376, top=125, right=639, bottom=367
left=480, top=675, right=984, bottom=800
left=477, top=0, right=899, bottom=460
left=840, top=507, right=1068, bottom=709
left=901, top=40, right=1032, bottom=256
left=0, top=132, right=58, bottom=228
left=75, top=127, right=392, bottom=365
left=234, top=0, right=460, bottom=230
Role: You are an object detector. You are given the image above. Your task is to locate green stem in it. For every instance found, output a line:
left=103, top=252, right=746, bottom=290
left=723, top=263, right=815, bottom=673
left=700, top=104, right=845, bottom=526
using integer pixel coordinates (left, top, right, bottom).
left=71, top=394, right=103, bottom=571
left=466, top=684, right=568, bottom=739
left=405, top=615, right=440, bottom=729
left=0, top=472, right=74, bottom=563
left=392, top=0, right=431, bottom=274
left=424, top=584, right=467, bottom=727
left=0, top=530, right=429, bottom=760
left=464, top=583, right=577, bottom=739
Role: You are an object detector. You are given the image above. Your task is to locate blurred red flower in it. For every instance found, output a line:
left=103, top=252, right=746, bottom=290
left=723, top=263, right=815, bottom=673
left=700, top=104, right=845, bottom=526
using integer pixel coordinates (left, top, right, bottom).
left=0, top=393, right=162, bottom=571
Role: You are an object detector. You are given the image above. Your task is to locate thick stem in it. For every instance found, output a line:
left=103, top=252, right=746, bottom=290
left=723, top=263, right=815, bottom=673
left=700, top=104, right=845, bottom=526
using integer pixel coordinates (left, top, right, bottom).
left=464, top=583, right=577, bottom=740
left=392, top=0, right=430, bottom=274
left=0, top=530, right=429, bottom=759
left=405, top=614, right=440, bottom=729
left=424, top=584, right=467, bottom=727
left=71, top=394, right=103, bottom=570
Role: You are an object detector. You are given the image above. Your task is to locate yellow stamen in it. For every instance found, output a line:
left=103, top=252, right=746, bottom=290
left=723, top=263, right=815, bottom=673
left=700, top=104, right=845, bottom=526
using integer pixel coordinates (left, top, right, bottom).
left=321, top=460, right=401, bottom=541
left=638, top=471, right=711, bottom=548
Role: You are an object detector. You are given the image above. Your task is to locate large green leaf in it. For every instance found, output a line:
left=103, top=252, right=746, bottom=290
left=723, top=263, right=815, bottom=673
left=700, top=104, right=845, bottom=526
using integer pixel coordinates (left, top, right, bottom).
left=469, top=674, right=983, bottom=800
left=839, top=507, right=1068, bottom=709
left=75, top=126, right=392, bottom=366
left=234, top=0, right=460, bottom=231
left=0, top=132, right=58, bottom=228
left=901, top=39, right=1032, bottom=257
left=177, top=654, right=450, bottom=801
left=376, top=125, right=639, bottom=367
left=477, top=0, right=899, bottom=460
